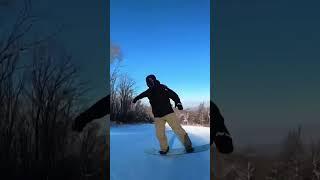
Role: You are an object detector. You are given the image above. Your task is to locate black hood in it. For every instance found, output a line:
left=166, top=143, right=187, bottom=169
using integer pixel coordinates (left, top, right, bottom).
left=146, top=74, right=160, bottom=88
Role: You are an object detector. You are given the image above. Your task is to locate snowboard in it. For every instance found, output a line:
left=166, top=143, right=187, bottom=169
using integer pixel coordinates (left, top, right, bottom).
left=144, top=144, right=210, bottom=156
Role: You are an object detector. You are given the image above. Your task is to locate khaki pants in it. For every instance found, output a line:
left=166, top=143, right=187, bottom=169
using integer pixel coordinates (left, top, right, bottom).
left=154, top=112, right=192, bottom=151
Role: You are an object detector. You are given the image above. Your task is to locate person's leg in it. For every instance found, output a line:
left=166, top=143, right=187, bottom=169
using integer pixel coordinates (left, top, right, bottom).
left=165, top=113, right=192, bottom=149
left=154, top=117, right=169, bottom=151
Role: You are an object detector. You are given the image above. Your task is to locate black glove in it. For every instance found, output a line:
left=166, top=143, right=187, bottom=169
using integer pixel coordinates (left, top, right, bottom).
left=72, top=114, right=87, bottom=132
left=132, top=97, right=138, bottom=103
left=175, top=102, right=183, bottom=110
left=72, top=95, right=110, bottom=132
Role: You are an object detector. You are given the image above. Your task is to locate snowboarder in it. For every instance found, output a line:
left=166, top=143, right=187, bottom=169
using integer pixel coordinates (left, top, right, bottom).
left=132, top=74, right=193, bottom=155
left=71, top=83, right=233, bottom=155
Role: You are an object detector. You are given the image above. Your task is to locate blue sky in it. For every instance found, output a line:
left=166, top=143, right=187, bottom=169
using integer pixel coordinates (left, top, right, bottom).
left=110, top=0, right=210, bottom=106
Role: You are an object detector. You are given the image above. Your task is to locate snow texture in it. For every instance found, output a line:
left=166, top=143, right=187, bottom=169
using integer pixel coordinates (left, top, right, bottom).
left=110, top=124, right=210, bottom=180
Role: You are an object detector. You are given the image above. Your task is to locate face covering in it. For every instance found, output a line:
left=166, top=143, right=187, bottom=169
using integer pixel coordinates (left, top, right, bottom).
left=146, top=77, right=155, bottom=88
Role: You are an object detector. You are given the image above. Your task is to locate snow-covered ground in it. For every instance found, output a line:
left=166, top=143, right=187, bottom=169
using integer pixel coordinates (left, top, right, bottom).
left=110, top=124, right=210, bottom=180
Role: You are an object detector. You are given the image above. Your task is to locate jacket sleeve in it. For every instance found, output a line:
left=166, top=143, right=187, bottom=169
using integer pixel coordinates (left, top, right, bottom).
left=134, top=89, right=149, bottom=101
left=79, top=95, right=109, bottom=120
left=72, top=95, right=109, bottom=132
left=163, top=86, right=181, bottom=104
left=210, top=101, right=233, bottom=153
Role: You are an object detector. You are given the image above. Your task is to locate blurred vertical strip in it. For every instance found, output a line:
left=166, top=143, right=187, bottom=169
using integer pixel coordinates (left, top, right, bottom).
left=104, top=0, right=110, bottom=179
left=210, top=0, right=214, bottom=178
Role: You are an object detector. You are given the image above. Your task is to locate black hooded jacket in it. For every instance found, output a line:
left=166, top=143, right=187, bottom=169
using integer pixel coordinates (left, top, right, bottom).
left=134, top=76, right=181, bottom=118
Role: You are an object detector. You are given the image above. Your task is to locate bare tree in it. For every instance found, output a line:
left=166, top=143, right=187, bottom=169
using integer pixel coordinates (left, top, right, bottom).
left=0, top=0, right=36, bottom=175
left=234, top=161, right=255, bottom=180
left=276, top=126, right=305, bottom=179
left=312, top=156, right=320, bottom=180
left=109, top=43, right=152, bottom=124
left=110, top=42, right=122, bottom=123
left=181, top=103, right=209, bottom=126
left=78, top=123, right=101, bottom=178
left=280, top=125, right=305, bottom=162
left=0, top=39, right=90, bottom=178
left=311, top=141, right=320, bottom=180
left=118, top=75, right=134, bottom=121
left=197, top=102, right=205, bottom=125
left=0, top=35, right=25, bottom=175
left=0, top=1, right=105, bottom=179
left=266, top=168, right=279, bottom=180
left=21, top=42, right=88, bottom=178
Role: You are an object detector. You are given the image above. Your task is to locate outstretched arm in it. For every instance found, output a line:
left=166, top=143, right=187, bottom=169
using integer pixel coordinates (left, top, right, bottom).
left=133, top=90, right=149, bottom=103
left=72, top=95, right=109, bottom=132
left=210, top=101, right=233, bottom=154
left=164, top=86, right=182, bottom=109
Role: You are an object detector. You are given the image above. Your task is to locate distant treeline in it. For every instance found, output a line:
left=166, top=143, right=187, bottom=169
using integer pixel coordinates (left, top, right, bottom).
left=212, top=126, right=320, bottom=180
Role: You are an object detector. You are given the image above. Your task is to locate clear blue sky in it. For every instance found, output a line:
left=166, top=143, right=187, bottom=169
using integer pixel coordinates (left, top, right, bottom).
left=111, top=0, right=210, bottom=106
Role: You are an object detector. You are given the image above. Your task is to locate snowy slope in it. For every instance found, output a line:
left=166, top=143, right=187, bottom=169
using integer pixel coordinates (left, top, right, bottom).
left=110, top=124, right=210, bottom=180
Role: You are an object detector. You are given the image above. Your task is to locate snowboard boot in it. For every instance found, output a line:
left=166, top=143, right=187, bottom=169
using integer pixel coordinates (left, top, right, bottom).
left=185, top=146, right=194, bottom=153
left=159, top=146, right=169, bottom=155
left=183, top=133, right=194, bottom=153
